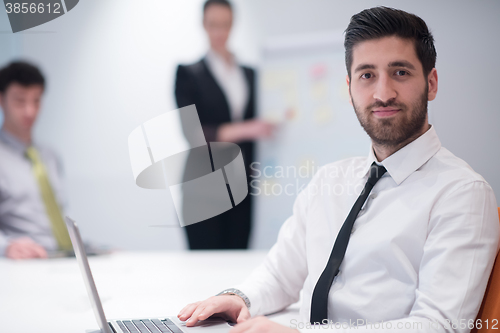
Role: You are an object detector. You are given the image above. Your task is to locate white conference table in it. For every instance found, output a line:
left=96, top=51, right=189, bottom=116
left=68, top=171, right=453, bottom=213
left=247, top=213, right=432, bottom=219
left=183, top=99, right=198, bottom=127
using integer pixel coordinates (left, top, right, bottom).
left=0, top=251, right=301, bottom=333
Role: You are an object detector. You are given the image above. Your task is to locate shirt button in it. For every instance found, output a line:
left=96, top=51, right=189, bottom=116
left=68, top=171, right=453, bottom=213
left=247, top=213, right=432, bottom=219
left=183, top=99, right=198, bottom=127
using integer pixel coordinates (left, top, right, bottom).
left=358, top=208, right=365, bottom=216
left=350, top=227, right=356, bottom=234
left=371, top=193, right=377, bottom=199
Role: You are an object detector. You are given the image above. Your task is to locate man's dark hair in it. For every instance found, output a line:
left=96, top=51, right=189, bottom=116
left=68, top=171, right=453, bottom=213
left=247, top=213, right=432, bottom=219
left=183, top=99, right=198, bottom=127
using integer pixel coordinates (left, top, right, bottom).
left=203, top=0, right=232, bottom=13
left=344, top=6, right=436, bottom=79
left=0, top=61, right=45, bottom=93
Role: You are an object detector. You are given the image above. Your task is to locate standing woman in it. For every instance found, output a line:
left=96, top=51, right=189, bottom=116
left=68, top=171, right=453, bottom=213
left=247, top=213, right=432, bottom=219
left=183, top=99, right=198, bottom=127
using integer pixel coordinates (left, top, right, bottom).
left=175, top=0, right=274, bottom=250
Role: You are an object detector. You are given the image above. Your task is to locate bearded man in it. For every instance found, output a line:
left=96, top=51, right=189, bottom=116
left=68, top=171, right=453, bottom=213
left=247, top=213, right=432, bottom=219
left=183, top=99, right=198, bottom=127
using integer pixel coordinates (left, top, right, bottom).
left=175, top=7, right=499, bottom=333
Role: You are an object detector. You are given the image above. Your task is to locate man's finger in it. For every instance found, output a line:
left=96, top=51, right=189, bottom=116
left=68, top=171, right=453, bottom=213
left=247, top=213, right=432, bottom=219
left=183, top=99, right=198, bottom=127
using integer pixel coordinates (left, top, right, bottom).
left=31, top=244, right=48, bottom=258
left=177, top=302, right=201, bottom=321
left=24, top=244, right=40, bottom=258
left=7, top=248, right=21, bottom=259
left=186, top=304, right=208, bottom=326
left=197, top=303, right=218, bottom=321
left=14, top=245, right=33, bottom=259
left=19, top=242, right=43, bottom=259
left=178, top=302, right=197, bottom=315
left=236, top=308, right=251, bottom=323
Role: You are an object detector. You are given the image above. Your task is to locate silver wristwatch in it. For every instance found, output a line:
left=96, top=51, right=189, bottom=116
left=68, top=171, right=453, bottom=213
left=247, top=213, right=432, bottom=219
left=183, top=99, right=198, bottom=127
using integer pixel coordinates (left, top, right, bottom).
left=216, top=288, right=251, bottom=309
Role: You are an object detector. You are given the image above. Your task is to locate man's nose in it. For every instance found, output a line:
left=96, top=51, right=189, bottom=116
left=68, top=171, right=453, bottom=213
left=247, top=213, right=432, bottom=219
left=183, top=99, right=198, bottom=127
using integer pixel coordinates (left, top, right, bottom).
left=24, top=103, right=38, bottom=118
left=373, top=75, right=397, bottom=103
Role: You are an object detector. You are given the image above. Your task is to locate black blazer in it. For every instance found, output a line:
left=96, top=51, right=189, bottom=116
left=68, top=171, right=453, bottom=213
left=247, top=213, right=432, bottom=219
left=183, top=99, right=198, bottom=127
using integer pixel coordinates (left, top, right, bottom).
left=174, top=58, right=256, bottom=178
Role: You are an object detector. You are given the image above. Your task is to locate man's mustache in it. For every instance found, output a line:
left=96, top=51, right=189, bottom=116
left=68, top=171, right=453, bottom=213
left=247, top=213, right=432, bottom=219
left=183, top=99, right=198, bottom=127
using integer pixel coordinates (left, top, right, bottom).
left=366, top=100, right=406, bottom=110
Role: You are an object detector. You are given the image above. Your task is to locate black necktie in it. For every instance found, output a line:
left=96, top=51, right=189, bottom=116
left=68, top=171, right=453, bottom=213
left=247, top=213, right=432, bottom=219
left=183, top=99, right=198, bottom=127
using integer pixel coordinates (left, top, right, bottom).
left=310, top=162, right=387, bottom=324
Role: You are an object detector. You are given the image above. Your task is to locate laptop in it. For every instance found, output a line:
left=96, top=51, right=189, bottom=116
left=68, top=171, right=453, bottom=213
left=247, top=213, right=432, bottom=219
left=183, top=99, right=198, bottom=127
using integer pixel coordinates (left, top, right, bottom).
left=65, top=216, right=233, bottom=333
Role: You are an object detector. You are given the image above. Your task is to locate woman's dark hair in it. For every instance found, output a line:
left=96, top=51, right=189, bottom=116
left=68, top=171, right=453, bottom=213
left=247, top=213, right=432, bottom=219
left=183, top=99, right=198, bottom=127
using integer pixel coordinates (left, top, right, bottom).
left=0, top=61, right=45, bottom=93
left=203, top=0, right=232, bottom=13
left=344, top=6, right=436, bottom=79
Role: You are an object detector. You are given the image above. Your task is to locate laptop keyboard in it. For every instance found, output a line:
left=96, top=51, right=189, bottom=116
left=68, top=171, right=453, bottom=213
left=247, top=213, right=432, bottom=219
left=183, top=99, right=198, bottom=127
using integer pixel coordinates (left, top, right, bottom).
left=114, top=318, right=183, bottom=333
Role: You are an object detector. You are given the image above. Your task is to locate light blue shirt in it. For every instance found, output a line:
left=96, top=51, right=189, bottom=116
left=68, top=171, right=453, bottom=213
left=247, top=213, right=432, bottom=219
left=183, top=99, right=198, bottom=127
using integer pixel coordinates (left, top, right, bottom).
left=0, top=130, right=66, bottom=256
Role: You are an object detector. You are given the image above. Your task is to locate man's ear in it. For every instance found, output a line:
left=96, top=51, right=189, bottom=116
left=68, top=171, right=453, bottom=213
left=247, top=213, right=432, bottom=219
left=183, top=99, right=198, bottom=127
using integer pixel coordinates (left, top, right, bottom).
left=346, top=74, right=353, bottom=106
left=427, top=68, right=438, bottom=101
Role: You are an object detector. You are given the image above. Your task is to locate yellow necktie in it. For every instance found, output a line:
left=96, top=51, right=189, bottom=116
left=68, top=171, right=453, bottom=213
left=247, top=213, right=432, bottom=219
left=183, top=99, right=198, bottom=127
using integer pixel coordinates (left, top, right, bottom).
left=25, top=146, right=72, bottom=251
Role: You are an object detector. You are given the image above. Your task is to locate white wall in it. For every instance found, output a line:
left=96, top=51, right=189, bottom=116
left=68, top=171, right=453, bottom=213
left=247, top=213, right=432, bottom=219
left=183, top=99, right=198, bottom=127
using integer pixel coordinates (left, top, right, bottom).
left=0, top=0, right=498, bottom=250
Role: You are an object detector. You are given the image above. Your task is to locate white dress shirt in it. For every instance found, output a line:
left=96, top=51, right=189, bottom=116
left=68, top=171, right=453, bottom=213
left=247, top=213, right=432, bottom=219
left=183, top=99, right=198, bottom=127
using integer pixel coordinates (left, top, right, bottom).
left=204, top=48, right=249, bottom=122
left=236, top=125, right=499, bottom=332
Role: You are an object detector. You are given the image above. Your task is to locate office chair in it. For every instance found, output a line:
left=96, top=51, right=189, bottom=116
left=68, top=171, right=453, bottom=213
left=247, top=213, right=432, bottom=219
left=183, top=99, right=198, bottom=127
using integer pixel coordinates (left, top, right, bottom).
left=471, top=207, right=500, bottom=333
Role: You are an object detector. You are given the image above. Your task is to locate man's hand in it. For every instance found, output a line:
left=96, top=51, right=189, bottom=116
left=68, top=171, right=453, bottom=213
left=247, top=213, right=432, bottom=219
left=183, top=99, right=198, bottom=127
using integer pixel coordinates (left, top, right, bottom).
left=230, top=316, right=299, bottom=333
left=178, top=295, right=250, bottom=327
left=6, top=237, right=48, bottom=259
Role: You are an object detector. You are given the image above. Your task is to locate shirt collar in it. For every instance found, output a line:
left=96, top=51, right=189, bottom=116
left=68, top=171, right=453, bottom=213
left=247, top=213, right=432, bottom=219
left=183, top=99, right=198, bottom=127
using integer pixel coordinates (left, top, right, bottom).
left=361, top=125, right=442, bottom=185
left=205, top=48, right=238, bottom=70
left=0, top=129, right=30, bottom=153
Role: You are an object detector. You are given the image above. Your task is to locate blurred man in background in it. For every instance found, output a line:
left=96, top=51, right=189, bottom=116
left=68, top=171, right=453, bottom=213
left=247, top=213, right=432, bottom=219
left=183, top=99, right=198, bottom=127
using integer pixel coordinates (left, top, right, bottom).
left=0, top=61, right=71, bottom=259
left=175, top=0, right=275, bottom=250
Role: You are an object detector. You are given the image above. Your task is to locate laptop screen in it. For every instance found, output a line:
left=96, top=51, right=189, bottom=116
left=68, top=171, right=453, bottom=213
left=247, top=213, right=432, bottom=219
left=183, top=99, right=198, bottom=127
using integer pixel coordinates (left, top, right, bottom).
left=65, top=216, right=112, bottom=333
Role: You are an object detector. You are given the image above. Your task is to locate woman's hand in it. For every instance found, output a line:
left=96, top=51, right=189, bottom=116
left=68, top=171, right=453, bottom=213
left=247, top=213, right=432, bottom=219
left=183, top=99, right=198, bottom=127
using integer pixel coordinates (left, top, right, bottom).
left=217, top=120, right=276, bottom=142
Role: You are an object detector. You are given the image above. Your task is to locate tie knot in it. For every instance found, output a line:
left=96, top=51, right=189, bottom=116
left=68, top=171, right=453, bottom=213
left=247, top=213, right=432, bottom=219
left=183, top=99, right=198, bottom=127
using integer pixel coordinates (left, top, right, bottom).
left=25, top=146, right=39, bottom=163
left=367, top=162, right=387, bottom=185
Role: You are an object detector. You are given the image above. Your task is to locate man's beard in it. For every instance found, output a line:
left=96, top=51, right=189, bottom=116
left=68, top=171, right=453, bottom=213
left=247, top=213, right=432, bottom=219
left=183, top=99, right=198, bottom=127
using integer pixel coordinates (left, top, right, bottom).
left=351, top=87, right=428, bottom=148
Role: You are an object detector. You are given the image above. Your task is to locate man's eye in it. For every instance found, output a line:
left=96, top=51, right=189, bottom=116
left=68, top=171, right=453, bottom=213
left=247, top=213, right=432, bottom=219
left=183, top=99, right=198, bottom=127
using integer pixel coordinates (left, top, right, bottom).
left=361, top=73, right=372, bottom=79
left=395, top=70, right=408, bottom=76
